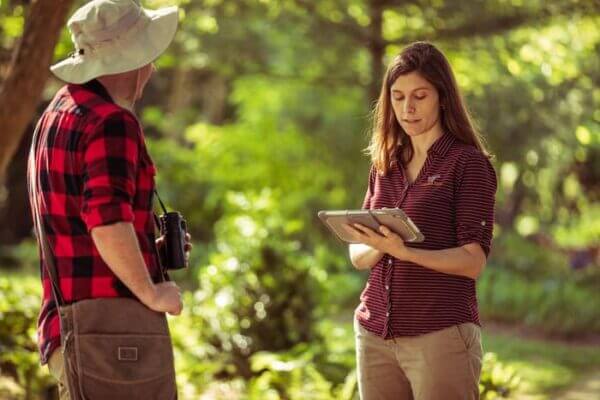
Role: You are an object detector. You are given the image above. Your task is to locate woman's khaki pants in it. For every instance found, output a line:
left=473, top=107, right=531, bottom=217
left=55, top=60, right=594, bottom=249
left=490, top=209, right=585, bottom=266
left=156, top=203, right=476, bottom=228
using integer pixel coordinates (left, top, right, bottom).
left=355, top=318, right=482, bottom=400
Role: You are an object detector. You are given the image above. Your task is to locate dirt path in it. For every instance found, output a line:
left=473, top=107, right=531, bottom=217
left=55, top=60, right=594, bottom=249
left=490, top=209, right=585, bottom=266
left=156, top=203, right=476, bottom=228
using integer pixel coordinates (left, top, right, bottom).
left=554, top=370, right=600, bottom=400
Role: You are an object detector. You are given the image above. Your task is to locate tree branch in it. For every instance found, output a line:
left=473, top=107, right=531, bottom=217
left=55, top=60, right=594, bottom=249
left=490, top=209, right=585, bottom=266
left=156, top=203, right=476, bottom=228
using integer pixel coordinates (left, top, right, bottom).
left=290, top=0, right=370, bottom=44
left=384, top=1, right=599, bottom=46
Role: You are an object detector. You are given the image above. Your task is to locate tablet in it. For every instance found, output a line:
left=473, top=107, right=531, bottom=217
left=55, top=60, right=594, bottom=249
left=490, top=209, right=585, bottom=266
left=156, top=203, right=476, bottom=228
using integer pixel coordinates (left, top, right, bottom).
left=318, top=208, right=425, bottom=244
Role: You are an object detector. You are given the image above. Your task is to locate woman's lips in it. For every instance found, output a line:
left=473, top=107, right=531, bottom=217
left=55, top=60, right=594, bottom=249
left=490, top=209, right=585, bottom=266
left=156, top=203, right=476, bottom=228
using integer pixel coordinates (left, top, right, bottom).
left=403, top=119, right=421, bottom=124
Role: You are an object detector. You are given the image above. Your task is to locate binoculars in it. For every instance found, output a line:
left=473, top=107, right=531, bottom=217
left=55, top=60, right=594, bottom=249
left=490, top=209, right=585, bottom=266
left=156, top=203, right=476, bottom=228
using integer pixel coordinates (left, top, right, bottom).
left=158, top=211, right=188, bottom=270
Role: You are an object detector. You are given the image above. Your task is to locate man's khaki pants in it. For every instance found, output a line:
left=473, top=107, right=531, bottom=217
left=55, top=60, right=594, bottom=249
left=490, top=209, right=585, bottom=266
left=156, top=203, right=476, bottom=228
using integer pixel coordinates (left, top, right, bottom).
left=355, top=318, right=482, bottom=400
left=48, top=348, right=70, bottom=400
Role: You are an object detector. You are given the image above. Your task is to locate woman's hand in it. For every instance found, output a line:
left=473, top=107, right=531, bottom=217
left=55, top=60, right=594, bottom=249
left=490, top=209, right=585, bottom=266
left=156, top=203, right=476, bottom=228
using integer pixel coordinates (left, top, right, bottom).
left=343, top=223, right=410, bottom=260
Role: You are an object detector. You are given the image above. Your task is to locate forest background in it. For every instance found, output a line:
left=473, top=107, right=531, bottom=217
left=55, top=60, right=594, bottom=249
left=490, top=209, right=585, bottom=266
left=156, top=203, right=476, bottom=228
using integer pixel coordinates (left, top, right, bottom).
left=0, top=0, right=598, bottom=399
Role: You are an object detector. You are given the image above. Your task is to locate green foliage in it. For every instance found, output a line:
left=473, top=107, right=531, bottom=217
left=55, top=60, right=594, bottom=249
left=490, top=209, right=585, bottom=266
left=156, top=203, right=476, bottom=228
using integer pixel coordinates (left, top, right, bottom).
left=479, top=352, right=521, bottom=399
left=553, top=203, right=600, bottom=248
left=482, top=330, right=600, bottom=395
left=3, top=272, right=600, bottom=399
left=489, top=231, right=572, bottom=279
left=0, top=275, right=54, bottom=400
left=477, top=232, right=600, bottom=336
left=3, top=0, right=600, bottom=398
left=0, top=2, right=24, bottom=48
left=479, top=267, right=600, bottom=336
left=145, top=76, right=356, bottom=245
left=247, top=345, right=340, bottom=400
left=0, top=240, right=40, bottom=271
left=171, top=190, right=329, bottom=382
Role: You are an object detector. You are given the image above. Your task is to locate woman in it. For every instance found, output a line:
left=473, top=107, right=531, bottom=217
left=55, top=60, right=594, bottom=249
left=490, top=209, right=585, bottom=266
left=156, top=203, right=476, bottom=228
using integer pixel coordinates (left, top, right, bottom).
left=344, top=42, right=497, bottom=400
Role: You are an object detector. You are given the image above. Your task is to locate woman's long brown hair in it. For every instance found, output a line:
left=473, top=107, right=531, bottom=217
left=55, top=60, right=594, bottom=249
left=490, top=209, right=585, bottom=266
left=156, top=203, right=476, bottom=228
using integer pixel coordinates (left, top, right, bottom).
left=367, top=41, right=491, bottom=175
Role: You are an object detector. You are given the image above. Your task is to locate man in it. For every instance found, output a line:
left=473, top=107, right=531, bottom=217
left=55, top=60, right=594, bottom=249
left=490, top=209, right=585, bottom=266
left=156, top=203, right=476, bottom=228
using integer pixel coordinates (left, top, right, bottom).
left=27, top=1, right=186, bottom=398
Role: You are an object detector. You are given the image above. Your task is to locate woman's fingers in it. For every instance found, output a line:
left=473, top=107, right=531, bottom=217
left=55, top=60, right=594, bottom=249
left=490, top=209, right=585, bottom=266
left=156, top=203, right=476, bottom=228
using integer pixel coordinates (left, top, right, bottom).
left=380, top=225, right=401, bottom=239
left=343, top=223, right=362, bottom=239
left=379, top=225, right=397, bottom=237
left=353, top=223, right=378, bottom=237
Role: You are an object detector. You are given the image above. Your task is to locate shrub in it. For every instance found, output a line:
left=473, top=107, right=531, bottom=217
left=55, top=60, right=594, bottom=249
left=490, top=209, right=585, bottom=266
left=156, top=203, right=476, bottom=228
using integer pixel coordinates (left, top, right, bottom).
left=0, top=275, right=55, bottom=400
left=478, top=267, right=600, bottom=335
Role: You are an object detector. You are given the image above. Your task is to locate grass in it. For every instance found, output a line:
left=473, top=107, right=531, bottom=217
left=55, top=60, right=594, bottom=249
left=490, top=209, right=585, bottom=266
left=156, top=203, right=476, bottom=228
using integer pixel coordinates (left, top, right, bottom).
left=482, top=330, right=600, bottom=398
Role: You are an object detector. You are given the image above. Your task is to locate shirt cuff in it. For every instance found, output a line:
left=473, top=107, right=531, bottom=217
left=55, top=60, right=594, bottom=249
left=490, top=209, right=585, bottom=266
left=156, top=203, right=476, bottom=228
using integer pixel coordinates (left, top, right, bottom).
left=82, top=203, right=135, bottom=231
left=457, top=225, right=491, bottom=257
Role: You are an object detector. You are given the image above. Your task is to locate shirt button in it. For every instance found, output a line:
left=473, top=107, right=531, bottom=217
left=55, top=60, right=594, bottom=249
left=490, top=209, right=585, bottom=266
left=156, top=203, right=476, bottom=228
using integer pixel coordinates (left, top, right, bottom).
left=386, top=312, right=390, bottom=317
left=385, top=285, right=390, bottom=290
left=481, top=220, right=486, bottom=226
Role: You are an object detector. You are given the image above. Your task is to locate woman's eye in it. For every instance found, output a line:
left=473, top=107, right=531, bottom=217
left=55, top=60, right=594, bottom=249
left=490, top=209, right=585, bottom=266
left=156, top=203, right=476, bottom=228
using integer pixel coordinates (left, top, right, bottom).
left=415, top=95, right=426, bottom=100
left=393, top=97, right=404, bottom=101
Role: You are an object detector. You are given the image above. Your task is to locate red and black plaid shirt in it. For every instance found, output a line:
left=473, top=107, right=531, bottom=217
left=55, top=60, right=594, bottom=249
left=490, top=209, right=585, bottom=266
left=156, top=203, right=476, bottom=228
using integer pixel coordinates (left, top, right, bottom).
left=357, top=132, right=497, bottom=338
left=28, top=80, right=162, bottom=365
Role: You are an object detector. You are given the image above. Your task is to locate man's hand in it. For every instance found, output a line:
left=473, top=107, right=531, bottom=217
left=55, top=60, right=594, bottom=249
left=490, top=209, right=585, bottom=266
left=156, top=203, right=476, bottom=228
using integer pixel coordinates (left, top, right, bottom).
left=91, top=222, right=185, bottom=316
left=142, top=281, right=183, bottom=316
left=343, top=223, right=410, bottom=260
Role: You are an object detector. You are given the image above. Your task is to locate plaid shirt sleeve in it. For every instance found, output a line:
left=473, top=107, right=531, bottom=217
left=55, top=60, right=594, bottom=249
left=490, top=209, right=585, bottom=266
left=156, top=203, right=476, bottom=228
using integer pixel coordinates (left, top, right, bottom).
left=80, top=110, right=141, bottom=231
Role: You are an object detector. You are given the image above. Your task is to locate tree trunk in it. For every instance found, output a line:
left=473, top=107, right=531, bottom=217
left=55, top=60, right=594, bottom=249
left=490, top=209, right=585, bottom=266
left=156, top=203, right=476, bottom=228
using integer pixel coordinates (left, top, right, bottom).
left=367, top=0, right=385, bottom=104
left=0, top=131, right=33, bottom=245
left=203, top=73, right=228, bottom=125
left=0, top=0, right=74, bottom=185
left=0, top=106, right=45, bottom=247
left=496, top=173, right=527, bottom=229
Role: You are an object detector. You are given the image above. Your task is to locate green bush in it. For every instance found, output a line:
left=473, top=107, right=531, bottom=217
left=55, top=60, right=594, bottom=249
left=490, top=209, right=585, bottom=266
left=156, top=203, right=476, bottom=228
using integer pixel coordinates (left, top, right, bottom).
left=0, top=272, right=525, bottom=400
left=170, top=190, right=330, bottom=382
left=479, top=352, right=521, bottom=399
left=0, top=275, right=55, bottom=400
left=479, top=267, right=600, bottom=335
left=489, top=231, right=572, bottom=279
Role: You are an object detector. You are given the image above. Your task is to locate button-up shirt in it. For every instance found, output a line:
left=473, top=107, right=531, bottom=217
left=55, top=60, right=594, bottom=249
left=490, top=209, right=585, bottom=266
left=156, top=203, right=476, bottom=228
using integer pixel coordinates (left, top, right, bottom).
left=356, top=132, right=497, bottom=338
left=28, top=80, right=162, bottom=365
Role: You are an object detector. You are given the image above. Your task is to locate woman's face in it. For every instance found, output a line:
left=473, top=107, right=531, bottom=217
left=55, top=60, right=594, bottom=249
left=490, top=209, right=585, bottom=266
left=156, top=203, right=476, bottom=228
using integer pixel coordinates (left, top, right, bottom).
left=390, top=71, right=442, bottom=138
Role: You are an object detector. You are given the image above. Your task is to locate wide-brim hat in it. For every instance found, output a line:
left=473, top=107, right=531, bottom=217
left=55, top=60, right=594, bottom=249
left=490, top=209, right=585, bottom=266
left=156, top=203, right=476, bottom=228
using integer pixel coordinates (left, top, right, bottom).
left=51, top=0, right=178, bottom=84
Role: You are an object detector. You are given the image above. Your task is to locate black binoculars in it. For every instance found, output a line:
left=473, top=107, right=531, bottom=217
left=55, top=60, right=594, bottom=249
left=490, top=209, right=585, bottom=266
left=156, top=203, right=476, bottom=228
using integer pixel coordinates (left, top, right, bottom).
left=158, top=211, right=188, bottom=270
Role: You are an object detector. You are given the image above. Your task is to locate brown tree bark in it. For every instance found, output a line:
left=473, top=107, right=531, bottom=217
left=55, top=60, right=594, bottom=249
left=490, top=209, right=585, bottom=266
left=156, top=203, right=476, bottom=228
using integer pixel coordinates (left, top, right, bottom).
left=0, top=115, right=37, bottom=247
left=0, top=0, right=74, bottom=185
left=366, top=0, right=386, bottom=104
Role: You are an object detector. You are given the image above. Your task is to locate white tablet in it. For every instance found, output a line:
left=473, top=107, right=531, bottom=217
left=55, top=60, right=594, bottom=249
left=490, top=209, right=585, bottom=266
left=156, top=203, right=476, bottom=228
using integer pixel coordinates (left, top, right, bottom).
left=318, top=208, right=424, bottom=244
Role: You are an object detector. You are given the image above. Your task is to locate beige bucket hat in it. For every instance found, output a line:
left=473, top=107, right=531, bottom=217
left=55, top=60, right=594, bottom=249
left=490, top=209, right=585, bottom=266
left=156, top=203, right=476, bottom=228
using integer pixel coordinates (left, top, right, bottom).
left=51, top=0, right=178, bottom=84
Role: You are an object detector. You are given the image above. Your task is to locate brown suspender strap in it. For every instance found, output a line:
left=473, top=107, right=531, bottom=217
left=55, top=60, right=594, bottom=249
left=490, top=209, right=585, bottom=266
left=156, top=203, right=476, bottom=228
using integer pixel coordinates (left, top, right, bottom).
left=28, top=125, right=65, bottom=307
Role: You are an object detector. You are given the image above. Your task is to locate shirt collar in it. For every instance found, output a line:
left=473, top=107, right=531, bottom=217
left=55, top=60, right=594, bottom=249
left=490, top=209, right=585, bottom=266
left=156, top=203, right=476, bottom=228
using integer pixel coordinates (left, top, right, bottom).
left=428, top=131, right=455, bottom=157
left=81, top=79, right=114, bottom=103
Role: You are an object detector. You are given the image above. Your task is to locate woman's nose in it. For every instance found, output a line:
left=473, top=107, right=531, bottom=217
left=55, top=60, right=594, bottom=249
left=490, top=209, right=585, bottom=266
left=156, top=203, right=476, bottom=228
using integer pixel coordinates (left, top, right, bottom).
left=403, top=100, right=415, bottom=114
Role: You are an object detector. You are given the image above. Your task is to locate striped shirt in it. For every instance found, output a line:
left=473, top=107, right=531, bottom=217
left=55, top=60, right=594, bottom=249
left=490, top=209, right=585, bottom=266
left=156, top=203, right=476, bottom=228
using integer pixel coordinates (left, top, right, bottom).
left=356, top=132, right=497, bottom=338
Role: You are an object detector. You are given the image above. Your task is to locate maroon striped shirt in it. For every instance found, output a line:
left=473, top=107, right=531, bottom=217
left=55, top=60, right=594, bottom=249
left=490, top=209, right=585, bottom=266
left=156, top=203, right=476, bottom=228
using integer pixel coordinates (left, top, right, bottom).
left=356, top=132, right=497, bottom=338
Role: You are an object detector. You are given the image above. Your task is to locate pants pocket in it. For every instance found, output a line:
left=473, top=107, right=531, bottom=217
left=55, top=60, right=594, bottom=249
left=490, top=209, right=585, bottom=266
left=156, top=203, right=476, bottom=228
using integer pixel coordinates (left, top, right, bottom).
left=74, top=334, right=177, bottom=400
left=455, top=323, right=482, bottom=357
left=354, top=317, right=375, bottom=339
left=454, top=323, right=483, bottom=385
